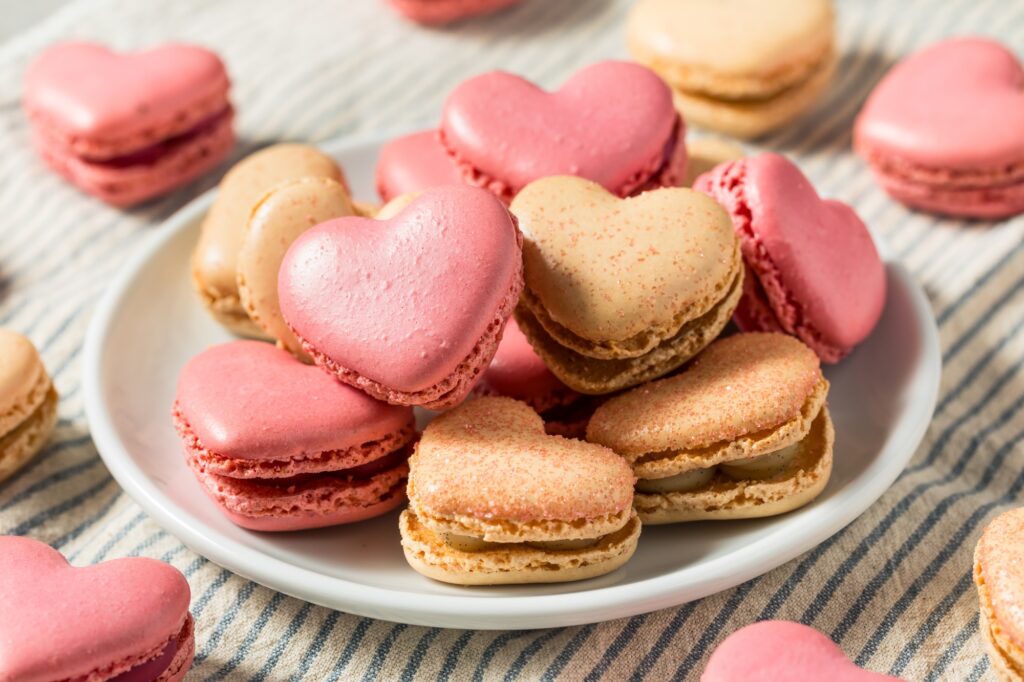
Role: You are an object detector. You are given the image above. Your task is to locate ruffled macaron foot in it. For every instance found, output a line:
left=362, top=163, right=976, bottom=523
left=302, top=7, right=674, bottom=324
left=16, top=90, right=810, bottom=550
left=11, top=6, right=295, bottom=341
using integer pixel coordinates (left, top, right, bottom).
left=400, top=397, right=640, bottom=585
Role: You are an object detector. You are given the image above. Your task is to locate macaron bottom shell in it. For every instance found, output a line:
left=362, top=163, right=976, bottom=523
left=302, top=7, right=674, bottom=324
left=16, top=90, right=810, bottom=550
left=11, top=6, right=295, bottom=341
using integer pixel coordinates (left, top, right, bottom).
left=0, top=385, right=58, bottom=484
left=399, top=508, right=641, bottom=585
left=113, top=614, right=195, bottom=682
left=635, top=405, right=834, bottom=524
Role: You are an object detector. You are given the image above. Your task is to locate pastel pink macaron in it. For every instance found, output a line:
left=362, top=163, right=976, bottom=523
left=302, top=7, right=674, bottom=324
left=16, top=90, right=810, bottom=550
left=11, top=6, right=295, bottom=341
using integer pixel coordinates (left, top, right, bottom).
left=855, top=38, right=1024, bottom=219
left=386, top=0, right=522, bottom=24
left=695, top=153, right=886, bottom=363
left=173, top=340, right=416, bottom=531
left=375, top=130, right=461, bottom=202
left=702, top=621, right=902, bottom=681
left=24, top=42, right=234, bottom=207
left=279, top=185, right=523, bottom=409
left=0, top=535, right=194, bottom=682
left=440, top=60, right=687, bottom=203
left=474, top=317, right=593, bottom=437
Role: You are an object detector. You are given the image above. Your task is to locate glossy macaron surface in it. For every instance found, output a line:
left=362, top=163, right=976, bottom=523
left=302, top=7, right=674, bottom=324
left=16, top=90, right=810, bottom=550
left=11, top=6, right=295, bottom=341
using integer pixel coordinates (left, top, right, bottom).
left=441, top=61, right=681, bottom=198
left=175, top=341, right=412, bottom=461
left=411, top=398, right=633, bottom=523
left=588, top=333, right=822, bottom=456
left=278, top=185, right=521, bottom=394
left=0, top=536, right=191, bottom=682
left=479, top=317, right=568, bottom=403
left=375, top=130, right=461, bottom=201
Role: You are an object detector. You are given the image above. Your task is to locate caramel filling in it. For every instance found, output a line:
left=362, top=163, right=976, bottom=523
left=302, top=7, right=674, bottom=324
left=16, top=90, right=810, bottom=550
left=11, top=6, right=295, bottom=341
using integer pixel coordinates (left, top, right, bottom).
left=638, top=441, right=803, bottom=493
left=443, top=533, right=601, bottom=553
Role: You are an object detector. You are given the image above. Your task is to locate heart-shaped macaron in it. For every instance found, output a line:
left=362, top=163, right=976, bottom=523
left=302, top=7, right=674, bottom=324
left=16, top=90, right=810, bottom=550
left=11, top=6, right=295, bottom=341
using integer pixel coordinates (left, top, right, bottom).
left=854, top=38, right=1024, bottom=218
left=512, top=176, right=741, bottom=394
left=278, top=185, right=523, bottom=409
left=401, top=397, right=639, bottom=584
left=695, top=153, right=885, bottom=362
left=441, top=60, right=686, bottom=202
left=702, top=621, right=903, bottom=681
left=0, top=536, right=194, bottom=682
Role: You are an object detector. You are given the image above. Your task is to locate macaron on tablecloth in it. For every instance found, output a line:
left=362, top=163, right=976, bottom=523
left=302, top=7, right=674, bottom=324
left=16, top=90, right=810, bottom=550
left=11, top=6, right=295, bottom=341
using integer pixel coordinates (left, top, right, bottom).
left=0, top=0, right=1022, bottom=679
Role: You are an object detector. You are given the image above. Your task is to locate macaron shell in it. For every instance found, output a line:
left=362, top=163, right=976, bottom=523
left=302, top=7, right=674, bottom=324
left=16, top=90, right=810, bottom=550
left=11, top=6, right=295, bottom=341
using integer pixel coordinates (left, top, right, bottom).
left=855, top=37, right=1024, bottom=170
left=0, top=536, right=191, bottom=682
left=587, top=333, right=823, bottom=457
left=410, top=397, right=634, bottom=528
left=695, top=154, right=886, bottom=362
left=628, top=0, right=834, bottom=94
left=685, top=137, right=745, bottom=187
left=174, top=341, right=413, bottom=462
left=193, top=143, right=344, bottom=305
left=237, top=177, right=356, bottom=353
left=278, top=185, right=522, bottom=397
left=701, top=620, right=903, bottom=681
left=975, top=508, right=1024, bottom=671
left=375, top=131, right=461, bottom=202
left=0, top=330, right=47, bottom=432
left=513, top=176, right=739, bottom=351
left=387, top=0, right=522, bottom=25
left=440, top=61, right=680, bottom=198
left=0, top=385, right=58, bottom=484
left=24, top=42, right=230, bottom=158
left=476, top=317, right=571, bottom=409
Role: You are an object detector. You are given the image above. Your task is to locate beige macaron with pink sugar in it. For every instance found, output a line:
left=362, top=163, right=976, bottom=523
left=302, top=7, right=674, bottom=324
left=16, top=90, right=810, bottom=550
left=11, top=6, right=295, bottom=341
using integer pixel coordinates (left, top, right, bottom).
left=975, top=507, right=1024, bottom=680
left=400, top=397, right=640, bottom=585
left=587, top=332, right=833, bottom=524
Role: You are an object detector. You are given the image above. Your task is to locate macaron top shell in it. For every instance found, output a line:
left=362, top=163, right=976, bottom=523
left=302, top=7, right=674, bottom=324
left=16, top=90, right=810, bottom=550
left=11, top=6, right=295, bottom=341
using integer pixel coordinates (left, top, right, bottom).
left=702, top=620, right=902, bottom=681
left=588, top=333, right=822, bottom=456
left=175, top=341, right=413, bottom=460
left=24, top=42, right=228, bottom=142
left=695, top=153, right=885, bottom=361
left=278, top=185, right=522, bottom=393
left=512, top=176, right=738, bottom=343
left=0, top=536, right=190, bottom=682
left=375, top=131, right=461, bottom=201
left=0, top=330, right=44, bottom=418
left=412, top=397, right=633, bottom=523
left=628, top=0, right=833, bottom=77
left=855, top=38, right=1024, bottom=170
left=976, top=507, right=1024, bottom=651
left=481, top=318, right=565, bottom=401
left=237, top=177, right=356, bottom=352
left=194, top=144, right=344, bottom=298
left=441, top=60, right=678, bottom=197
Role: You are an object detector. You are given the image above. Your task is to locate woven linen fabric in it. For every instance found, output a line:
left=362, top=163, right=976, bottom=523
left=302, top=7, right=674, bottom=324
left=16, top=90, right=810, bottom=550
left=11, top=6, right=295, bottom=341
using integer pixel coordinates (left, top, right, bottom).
left=1, top=0, right=1022, bottom=679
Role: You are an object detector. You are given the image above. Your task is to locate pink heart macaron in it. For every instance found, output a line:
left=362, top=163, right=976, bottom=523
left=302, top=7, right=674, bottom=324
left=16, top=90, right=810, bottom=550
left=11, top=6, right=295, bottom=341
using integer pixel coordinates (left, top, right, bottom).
left=854, top=37, right=1024, bottom=219
left=385, top=0, right=522, bottom=25
left=279, top=185, right=524, bottom=409
left=695, top=153, right=886, bottom=363
left=24, top=42, right=234, bottom=207
left=702, top=621, right=903, bottom=681
left=375, top=130, right=461, bottom=202
left=440, top=60, right=687, bottom=203
left=0, top=535, right=194, bottom=682
left=173, top=340, right=416, bottom=531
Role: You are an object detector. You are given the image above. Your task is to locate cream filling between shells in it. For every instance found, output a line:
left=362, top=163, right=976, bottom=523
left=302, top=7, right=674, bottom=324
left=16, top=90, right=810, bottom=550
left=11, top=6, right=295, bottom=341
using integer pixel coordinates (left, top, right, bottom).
left=442, top=533, right=604, bottom=553
left=636, top=441, right=803, bottom=493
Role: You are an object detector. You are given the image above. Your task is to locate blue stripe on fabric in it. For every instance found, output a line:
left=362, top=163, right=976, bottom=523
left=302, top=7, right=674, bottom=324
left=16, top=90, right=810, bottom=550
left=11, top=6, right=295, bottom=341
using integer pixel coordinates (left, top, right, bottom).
left=937, top=243, right=1023, bottom=325
left=632, top=601, right=699, bottom=680
left=398, top=628, right=441, bottom=682
left=583, top=615, right=648, bottom=682
left=291, top=611, right=340, bottom=681
left=439, top=631, right=476, bottom=682
left=923, top=615, right=978, bottom=682
left=671, top=581, right=758, bottom=681
left=471, top=631, right=530, bottom=682
left=360, top=623, right=408, bottom=682
left=192, top=570, right=234, bottom=619
left=194, top=580, right=258, bottom=665
left=8, top=478, right=114, bottom=537
left=78, top=510, right=146, bottom=562
left=0, top=446, right=96, bottom=511
left=539, top=625, right=595, bottom=682
left=50, top=488, right=122, bottom=548
left=327, top=618, right=373, bottom=681
left=207, top=591, right=286, bottom=681
left=966, top=658, right=989, bottom=682
left=892, top=572, right=974, bottom=676
left=253, top=602, right=313, bottom=682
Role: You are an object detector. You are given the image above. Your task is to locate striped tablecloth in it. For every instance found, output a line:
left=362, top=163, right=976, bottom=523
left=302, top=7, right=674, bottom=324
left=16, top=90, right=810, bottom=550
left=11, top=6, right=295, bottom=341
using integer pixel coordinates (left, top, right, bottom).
left=1, top=0, right=1022, bottom=679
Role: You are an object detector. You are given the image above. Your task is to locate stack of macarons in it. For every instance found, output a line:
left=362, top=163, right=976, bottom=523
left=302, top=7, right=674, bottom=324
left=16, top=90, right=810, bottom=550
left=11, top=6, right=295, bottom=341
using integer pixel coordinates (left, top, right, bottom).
left=0, top=329, right=58, bottom=484
left=171, top=59, right=890, bottom=586
left=24, top=42, right=235, bottom=206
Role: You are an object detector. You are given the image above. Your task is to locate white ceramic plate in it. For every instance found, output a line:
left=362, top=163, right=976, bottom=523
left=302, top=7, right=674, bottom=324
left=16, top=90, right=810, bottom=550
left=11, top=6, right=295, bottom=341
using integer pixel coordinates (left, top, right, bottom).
left=83, top=131, right=942, bottom=630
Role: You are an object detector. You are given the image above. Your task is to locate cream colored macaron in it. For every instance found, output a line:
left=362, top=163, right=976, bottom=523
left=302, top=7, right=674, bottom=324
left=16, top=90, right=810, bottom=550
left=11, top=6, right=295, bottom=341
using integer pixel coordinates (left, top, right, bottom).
left=510, top=176, right=742, bottom=395
left=628, top=0, right=836, bottom=138
left=237, top=177, right=356, bottom=355
left=975, top=508, right=1024, bottom=681
left=0, top=330, right=58, bottom=483
left=400, top=397, right=640, bottom=585
left=192, top=144, right=346, bottom=337
left=587, top=332, right=833, bottom=524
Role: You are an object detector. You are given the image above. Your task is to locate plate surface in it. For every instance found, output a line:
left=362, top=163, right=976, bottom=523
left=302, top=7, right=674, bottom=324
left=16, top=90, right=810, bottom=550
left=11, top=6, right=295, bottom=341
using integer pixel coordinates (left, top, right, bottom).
left=83, top=131, right=941, bottom=629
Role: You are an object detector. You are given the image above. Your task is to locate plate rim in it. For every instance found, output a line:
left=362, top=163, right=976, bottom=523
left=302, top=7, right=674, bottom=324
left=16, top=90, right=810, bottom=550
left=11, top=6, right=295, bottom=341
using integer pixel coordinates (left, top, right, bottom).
left=82, top=130, right=942, bottom=629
